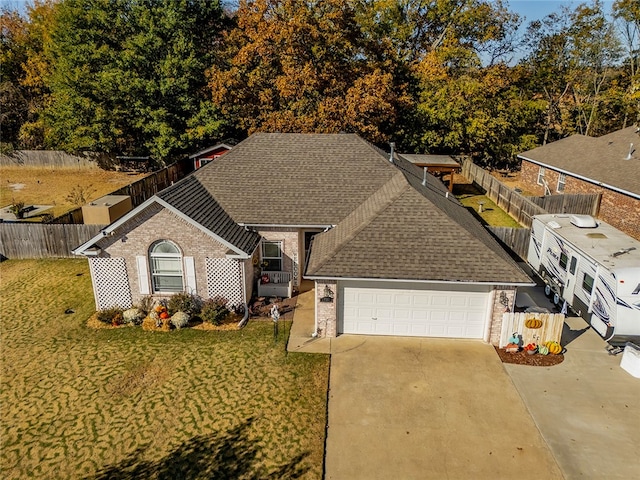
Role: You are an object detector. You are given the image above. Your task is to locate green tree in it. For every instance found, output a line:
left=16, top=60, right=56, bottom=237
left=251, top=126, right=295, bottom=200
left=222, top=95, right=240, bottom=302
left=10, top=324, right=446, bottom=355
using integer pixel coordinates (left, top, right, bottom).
left=42, top=0, right=226, bottom=163
left=568, top=0, right=623, bottom=136
left=613, top=0, right=640, bottom=125
left=0, top=8, right=29, bottom=149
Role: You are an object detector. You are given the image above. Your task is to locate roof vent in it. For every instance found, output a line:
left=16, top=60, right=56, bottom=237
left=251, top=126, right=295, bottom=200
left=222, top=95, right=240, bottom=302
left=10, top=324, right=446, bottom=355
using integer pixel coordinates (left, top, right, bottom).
left=389, top=142, right=395, bottom=163
left=422, top=167, right=427, bottom=186
left=625, top=143, right=634, bottom=160
left=570, top=214, right=597, bottom=228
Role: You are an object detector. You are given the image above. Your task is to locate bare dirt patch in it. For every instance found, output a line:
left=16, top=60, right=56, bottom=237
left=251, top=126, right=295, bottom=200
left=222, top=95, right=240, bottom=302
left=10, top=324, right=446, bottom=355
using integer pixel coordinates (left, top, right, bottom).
left=0, top=166, right=146, bottom=218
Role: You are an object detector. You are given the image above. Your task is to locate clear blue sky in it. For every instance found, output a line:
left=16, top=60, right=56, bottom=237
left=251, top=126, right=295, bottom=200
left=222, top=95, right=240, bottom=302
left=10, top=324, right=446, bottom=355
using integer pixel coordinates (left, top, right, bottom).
left=506, top=0, right=614, bottom=26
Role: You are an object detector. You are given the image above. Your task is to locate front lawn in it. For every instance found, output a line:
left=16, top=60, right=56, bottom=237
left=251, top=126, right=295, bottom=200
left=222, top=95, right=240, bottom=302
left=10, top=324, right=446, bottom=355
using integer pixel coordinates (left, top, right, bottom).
left=0, top=259, right=329, bottom=479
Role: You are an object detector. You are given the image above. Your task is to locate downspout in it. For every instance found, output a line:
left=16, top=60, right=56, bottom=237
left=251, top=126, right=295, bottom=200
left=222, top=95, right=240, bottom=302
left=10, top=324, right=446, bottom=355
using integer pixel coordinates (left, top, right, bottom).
left=237, top=259, right=250, bottom=328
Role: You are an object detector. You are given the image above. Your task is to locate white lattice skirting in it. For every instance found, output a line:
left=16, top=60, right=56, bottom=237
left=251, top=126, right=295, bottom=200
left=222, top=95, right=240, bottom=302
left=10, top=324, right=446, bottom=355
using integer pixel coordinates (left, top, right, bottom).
left=206, top=258, right=244, bottom=307
left=89, top=257, right=133, bottom=310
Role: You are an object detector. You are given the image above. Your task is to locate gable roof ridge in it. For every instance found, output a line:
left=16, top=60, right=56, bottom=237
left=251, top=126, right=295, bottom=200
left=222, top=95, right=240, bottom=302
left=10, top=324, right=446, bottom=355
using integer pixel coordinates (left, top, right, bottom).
left=306, top=172, right=409, bottom=274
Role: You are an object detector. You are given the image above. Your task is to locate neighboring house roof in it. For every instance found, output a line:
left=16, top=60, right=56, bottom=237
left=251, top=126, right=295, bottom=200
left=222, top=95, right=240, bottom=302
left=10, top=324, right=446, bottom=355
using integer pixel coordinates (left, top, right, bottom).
left=73, top=175, right=260, bottom=257
left=193, top=133, right=400, bottom=226
left=518, top=126, right=640, bottom=198
left=306, top=155, right=532, bottom=284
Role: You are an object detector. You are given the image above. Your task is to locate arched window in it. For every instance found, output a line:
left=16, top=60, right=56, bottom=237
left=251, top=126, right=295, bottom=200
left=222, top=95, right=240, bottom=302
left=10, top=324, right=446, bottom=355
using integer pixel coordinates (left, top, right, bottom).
left=149, top=240, right=184, bottom=293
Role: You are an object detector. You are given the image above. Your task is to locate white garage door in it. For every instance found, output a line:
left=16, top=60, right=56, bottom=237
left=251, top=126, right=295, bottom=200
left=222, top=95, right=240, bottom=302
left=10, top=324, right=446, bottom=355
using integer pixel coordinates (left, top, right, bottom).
left=342, top=286, right=489, bottom=338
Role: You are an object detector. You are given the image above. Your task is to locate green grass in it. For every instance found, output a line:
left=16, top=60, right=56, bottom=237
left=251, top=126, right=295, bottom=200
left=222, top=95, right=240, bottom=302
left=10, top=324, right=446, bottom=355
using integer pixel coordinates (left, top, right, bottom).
left=455, top=184, right=522, bottom=228
left=0, top=259, right=329, bottom=479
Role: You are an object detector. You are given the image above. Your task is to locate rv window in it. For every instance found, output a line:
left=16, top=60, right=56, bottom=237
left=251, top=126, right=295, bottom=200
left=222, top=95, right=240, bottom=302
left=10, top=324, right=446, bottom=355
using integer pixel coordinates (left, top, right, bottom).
left=559, top=253, right=568, bottom=270
left=569, top=257, right=577, bottom=274
left=582, top=274, right=594, bottom=294
left=632, top=283, right=640, bottom=295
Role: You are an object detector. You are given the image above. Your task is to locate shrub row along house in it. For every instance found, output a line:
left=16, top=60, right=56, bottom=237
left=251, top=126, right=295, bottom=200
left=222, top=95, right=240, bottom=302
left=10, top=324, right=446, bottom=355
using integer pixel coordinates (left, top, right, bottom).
left=518, top=126, right=640, bottom=240
left=73, top=133, right=533, bottom=344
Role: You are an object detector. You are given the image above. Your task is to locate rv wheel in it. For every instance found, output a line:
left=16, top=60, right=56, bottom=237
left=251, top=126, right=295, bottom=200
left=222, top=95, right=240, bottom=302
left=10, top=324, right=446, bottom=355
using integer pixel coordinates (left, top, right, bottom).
left=544, top=285, right=551, bottom=296
left=553, top=293, right=561, bottom=305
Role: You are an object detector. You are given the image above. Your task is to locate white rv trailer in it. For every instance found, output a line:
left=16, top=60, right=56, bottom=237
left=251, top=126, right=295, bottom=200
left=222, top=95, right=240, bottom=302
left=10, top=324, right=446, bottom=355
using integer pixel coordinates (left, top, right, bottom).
left=528, top=214, right=640, bottom=345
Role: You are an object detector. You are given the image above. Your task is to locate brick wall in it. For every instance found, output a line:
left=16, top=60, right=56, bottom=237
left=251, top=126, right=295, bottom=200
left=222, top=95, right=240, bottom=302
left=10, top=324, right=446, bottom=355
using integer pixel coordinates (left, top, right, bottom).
left=521, top=160, right=640, bottom=240
left=488, top=287, right=516, bottom=346
left=97, top=203, right=239, bottom=306
left=315, top=280, right=337, bottom=337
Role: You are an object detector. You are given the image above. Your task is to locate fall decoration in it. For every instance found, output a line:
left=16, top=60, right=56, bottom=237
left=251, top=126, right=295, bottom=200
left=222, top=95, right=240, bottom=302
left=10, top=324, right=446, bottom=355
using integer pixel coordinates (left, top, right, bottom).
left=525, top=318, right=543, bottom=329
left=545, top=341, right=563, bottom=354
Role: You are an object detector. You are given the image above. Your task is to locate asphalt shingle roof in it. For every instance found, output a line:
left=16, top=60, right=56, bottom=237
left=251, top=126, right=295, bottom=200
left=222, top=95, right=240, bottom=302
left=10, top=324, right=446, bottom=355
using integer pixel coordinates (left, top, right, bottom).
left=518, top=126, right=640, bottom=196
left=193, top=133, right=399, bottom=225
left=150, top=133, right=530, bottom=284
left=157, top=175, right=260, bottom=255
left=307, top=155, right=532, bottom=284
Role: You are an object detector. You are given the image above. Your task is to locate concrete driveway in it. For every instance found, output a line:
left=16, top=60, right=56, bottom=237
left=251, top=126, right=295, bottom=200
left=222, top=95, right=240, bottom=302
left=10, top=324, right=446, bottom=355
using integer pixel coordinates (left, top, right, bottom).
left=324, top=336, right=562, bottom=479
left=504, top=315, right=640, bottom=479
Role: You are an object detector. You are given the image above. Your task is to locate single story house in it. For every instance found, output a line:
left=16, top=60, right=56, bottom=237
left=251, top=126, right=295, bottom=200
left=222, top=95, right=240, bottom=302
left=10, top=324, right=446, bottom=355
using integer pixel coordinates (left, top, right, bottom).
left=518, top=126, right=640, bottom=240
left=189, top=141, right=235, bottom=170
left=74, top=133, right=533, bottom=345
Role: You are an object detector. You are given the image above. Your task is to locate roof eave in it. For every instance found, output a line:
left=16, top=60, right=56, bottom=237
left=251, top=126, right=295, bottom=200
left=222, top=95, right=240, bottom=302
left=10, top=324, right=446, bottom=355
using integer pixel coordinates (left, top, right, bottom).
left=303, top=275, right=535, bottom=287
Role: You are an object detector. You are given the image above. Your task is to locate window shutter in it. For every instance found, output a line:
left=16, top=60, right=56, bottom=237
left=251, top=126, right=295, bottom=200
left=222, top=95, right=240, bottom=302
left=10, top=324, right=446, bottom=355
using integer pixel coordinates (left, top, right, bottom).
left=136, top=256, right=150, bottom=294
left=184, top=256, right=196, bottom=293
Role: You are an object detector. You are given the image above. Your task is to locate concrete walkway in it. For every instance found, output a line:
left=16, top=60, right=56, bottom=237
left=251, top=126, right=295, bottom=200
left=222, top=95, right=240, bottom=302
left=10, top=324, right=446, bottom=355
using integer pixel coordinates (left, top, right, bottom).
left=504, top=315, right=640, bottom=480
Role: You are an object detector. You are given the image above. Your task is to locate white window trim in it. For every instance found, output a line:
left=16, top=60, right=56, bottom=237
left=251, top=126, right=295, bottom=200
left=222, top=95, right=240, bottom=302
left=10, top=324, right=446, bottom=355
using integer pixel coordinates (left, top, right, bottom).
left=149, top=240, right=184, bottom=293
left=537, top=166, right=546, bottom=186
left=261, top=240, right=283, bottom=271
left=557, top=173, right=566, bottom=192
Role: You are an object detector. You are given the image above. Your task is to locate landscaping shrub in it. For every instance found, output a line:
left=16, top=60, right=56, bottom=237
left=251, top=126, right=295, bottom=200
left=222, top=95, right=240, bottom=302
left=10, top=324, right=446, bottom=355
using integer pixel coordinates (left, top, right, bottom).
left=96, top=307, right=124, bottom=325
left=122, top=308, right=145, bottom=325
left=200, top=296, right=229, bottom=325
left=170, top=311, right=190, bottom=329
left=167, top=292, right=201, bottom=315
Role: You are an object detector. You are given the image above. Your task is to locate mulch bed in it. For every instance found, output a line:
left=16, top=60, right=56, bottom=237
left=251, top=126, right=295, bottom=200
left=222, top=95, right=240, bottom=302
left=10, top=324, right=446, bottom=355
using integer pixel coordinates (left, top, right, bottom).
left=494, top=347, right=564, bottom=367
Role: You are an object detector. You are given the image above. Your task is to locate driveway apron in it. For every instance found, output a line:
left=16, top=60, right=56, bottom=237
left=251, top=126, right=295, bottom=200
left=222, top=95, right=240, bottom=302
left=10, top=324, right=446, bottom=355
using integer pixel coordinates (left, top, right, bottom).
left=324, top=336, right=562, bottom=479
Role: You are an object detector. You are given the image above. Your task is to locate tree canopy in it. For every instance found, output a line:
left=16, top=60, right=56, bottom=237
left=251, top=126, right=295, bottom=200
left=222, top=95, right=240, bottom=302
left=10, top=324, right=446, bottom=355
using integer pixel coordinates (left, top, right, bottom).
left=1, top=0, right=638, bottom=168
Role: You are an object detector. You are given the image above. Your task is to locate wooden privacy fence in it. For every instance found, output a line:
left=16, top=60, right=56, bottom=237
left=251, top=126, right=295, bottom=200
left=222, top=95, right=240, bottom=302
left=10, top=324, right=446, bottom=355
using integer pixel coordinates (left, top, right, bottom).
left=527, top=193, right=601, bottom=217
left=49, top=159, right=193, bottom=224
left=462, top=160, right=601, bottom=227
left=488, top=226, right=531, bottom=260
left=0, top=223, right=103, bottom=259
left=500, top=312, right=564, bottom=348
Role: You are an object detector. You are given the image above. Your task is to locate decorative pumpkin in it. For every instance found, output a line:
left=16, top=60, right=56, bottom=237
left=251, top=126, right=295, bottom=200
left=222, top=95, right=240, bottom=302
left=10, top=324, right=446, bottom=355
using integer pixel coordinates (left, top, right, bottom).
left=507, top=333, right=520, bottom=345
left=505, top=343, right=519, bottom=353
left=538, top=345, right=549, bottom=355
left=545, top=341, right=562, bottom=354
left=160, top=311, right=170, bottom=319
left=525, top=318, right=543, bottom=329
